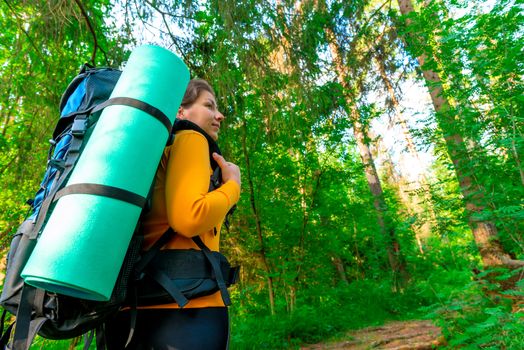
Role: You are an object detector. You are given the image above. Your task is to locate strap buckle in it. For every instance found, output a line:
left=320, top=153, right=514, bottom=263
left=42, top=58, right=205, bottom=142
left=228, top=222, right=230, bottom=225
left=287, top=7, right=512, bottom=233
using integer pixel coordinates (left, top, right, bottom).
left=71, top=117, right=88, bottom=137
left=48, top=158, right=65, bottom=170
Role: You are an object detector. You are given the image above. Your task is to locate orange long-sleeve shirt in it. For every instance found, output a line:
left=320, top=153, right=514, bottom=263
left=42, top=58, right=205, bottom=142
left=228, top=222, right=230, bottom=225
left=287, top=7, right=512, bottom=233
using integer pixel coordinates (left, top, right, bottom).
left=140, top=129, right=240, bottom=308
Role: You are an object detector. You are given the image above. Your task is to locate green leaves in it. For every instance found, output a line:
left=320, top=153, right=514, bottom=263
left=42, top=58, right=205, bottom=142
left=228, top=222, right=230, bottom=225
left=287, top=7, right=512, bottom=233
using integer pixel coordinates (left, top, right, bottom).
left=0, top=0, right=522, bottom=347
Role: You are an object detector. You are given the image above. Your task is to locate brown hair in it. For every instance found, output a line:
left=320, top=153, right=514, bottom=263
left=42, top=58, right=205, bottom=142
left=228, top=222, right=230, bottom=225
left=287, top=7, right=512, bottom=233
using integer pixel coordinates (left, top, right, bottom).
left=180, top=79, right=215, bottom=108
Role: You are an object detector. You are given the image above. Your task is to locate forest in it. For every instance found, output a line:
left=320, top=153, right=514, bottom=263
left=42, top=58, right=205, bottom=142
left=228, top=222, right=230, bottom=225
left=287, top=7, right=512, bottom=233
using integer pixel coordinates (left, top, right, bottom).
left=0, top=0, right=523, bottom=349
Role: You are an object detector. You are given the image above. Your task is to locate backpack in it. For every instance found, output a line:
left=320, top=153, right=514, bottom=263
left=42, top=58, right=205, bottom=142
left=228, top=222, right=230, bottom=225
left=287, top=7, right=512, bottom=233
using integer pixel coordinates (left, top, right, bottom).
left=0, top=64, right=239, bottom=350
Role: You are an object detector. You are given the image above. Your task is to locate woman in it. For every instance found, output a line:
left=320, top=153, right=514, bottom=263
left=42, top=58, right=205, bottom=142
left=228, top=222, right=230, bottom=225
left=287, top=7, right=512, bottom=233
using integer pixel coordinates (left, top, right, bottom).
left=106, top=79, right=241, bottom=349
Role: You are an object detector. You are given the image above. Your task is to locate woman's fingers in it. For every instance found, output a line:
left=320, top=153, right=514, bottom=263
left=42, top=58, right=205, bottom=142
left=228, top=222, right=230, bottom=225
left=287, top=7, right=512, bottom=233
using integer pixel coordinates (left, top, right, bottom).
left=212, top=152, right=227, bottom=168
left=212, top=153, right=241, bottom=187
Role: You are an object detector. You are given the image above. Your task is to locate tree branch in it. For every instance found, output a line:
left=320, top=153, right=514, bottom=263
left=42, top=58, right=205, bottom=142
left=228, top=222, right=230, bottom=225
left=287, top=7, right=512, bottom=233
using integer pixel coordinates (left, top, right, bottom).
left=3, top=0, right=48, bottom=65
left=141, top=0, right=198, bottom=72
left=73, top=0, right=98, bottom=65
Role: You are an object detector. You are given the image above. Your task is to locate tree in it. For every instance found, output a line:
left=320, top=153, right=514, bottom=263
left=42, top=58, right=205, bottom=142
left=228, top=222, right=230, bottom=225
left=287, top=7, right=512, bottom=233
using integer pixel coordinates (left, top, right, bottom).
left=318, top=0, right=408, bottom=286
left=396, top=0, right=523, bottom=269
left=375, top=39, right=441, bottom=251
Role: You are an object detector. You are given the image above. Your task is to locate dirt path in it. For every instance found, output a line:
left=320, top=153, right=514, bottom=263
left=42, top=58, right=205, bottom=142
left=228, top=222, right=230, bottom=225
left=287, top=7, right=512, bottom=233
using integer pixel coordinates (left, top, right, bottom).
left=301, top=320, right=443, bottom=350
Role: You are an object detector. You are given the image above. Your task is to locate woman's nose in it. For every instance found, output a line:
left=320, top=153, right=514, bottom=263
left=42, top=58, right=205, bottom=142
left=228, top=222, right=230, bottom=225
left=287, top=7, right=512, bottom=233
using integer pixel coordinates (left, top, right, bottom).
left=216, top=111, right=225, bottom=121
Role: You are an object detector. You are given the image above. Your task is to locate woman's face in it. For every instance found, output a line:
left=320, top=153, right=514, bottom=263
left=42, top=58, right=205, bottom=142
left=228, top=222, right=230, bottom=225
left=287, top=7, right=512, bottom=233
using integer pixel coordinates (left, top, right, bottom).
left=177, top=90, right=224, bottom=141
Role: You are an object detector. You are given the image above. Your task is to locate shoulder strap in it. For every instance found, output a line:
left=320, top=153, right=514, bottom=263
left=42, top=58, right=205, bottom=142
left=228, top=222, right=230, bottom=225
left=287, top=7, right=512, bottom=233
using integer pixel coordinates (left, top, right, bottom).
left=11, top=285, right=47, bottom=350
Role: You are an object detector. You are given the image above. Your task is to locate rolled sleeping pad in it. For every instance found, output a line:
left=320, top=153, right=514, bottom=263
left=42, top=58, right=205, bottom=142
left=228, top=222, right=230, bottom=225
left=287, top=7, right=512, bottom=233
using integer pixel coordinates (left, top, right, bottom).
left=21, top=45, right=190, bottom=301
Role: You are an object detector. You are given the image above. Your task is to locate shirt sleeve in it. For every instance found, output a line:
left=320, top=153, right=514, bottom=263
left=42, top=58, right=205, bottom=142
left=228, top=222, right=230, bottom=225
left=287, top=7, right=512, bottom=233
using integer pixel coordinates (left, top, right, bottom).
left=165, top=130, right=240, bottom=237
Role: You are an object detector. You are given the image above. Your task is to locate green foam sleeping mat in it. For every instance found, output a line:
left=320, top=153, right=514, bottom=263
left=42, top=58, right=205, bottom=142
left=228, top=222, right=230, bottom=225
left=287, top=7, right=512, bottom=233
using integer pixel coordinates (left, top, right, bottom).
left=21, top=45, right=190, bottom=301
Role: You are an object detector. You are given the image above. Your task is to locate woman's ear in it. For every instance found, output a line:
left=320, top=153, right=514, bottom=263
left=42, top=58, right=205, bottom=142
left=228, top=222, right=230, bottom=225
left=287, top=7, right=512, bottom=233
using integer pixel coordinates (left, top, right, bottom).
left=177, top=107, right=185, bottom=119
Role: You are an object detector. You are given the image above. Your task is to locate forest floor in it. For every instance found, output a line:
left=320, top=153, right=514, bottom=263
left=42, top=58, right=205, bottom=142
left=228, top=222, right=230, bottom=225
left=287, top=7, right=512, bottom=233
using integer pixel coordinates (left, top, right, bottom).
left=300, top=320, right=443, bottom=349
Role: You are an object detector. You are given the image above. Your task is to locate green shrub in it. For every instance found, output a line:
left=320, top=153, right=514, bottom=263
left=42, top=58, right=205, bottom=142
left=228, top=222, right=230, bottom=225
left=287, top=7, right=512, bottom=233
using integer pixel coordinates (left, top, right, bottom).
left=230, top=277, right=441, bottom=349
left=427, top=268, right=524, bottom=349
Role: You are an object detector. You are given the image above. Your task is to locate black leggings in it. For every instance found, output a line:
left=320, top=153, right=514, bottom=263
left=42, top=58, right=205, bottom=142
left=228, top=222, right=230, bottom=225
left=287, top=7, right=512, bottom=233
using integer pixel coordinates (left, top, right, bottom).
left=104, top=307, right=229, bottom=350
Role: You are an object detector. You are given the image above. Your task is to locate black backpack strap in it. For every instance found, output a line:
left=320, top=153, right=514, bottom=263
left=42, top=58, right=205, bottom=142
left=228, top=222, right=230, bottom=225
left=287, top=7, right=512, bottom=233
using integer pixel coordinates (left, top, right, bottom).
left=33, top=289, right=45, bottom=317
left=79, top=63, right=95, bottom=74
left=119, top=226, right=182, bottom=349
left=0, top=309, right=14, bottom=348
left=11, top=285, right=35, bottom=349
left=133, top=228, right=176, bottom=278
left=54, top=183, right=147, bottom=209
left=133, top=228, right=189, bottom=307
left=58, top=96, right=172, bottom=137
left=145, top=268, right=189, bottom=307
left=11, top=285, right=47, bottom=350
left=0, top=322, right=14, bottom=348
left=26, top=318, right=47, bottom=349
left=0, top=308, right=6, bottom=339
left=191, top=236, right=231, bottom=306
left=95, top=323, right=108, bottom=350
left=90, top=97, right=172, bottom=135
left=209, top=167, right=222, bottom=192
left=83, top=329, right=95, bottom=350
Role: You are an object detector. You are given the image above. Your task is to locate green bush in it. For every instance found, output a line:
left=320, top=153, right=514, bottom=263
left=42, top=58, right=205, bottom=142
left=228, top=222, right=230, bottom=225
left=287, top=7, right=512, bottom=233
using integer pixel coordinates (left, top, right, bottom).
left=230, top=277, right=441, bottom=349
left=427, top=268, right=524, bottom=349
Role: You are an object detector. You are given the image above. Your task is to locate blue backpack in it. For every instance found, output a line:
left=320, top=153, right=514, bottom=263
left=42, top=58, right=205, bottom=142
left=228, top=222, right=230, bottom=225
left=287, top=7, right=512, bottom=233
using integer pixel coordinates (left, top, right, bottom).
left=0, top=64, right=136, bottom=349
left=0, top=64, right=238, bottom=349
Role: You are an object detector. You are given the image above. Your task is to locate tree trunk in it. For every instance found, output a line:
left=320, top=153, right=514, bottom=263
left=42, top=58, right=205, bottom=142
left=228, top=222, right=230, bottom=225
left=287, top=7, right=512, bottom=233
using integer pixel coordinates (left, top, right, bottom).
left=290, top=165, right=322, bottom=310
left=397, top=0, right=524, bottom=269
left=510, top=119, right=524, bottom=186
left=351, top=217, right=365, bottom=279
left=332, top=255, right=349, bottom=285
left=324, top=25, right=408, bottom=285
left=240, top=113, right=276, bottom=315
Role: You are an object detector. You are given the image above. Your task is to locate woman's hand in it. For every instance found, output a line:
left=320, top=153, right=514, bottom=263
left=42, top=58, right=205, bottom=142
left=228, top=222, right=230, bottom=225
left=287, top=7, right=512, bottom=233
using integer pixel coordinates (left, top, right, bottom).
left=212, top=153, right=241, bottom=188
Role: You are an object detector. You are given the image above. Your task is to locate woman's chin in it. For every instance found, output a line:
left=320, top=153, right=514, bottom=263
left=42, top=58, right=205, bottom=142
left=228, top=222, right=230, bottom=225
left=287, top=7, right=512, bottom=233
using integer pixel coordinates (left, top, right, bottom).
left=210, top=130, right=219, bottom=141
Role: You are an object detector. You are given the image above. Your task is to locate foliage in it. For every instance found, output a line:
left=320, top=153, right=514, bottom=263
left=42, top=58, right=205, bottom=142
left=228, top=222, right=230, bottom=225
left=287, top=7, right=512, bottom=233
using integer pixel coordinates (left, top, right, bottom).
left=426, top=0, right=524, bottom=256
left=427, top=268, right=524, bottom=349
left=0, top=0, right=522, bottom=348
left=230, top=277, right=436, bottom=349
